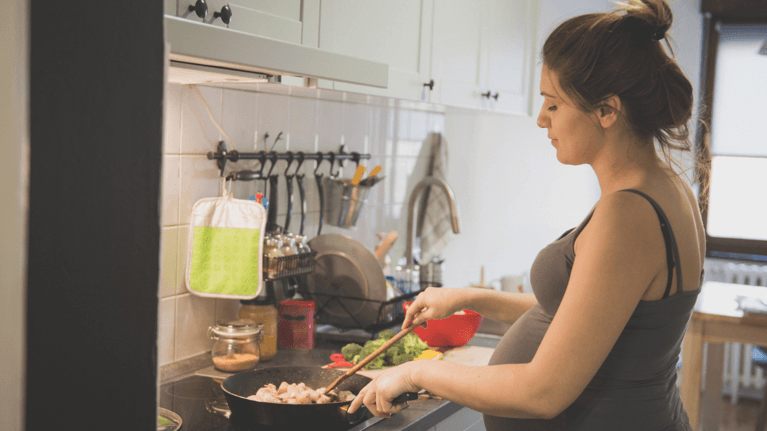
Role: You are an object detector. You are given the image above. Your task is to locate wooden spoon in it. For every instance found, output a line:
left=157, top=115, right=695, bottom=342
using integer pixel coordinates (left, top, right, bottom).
left=325, top=322, right=419, bottom=393
left=351, top=165, right=366, bottom=185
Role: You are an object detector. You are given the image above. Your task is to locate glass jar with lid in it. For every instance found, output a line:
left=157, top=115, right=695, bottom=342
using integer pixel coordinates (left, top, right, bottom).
left=263, top=235, right=283, bottom=277
left=276, top=234, right=298, bottom=270
left=208, top=319, right=262, bottom=372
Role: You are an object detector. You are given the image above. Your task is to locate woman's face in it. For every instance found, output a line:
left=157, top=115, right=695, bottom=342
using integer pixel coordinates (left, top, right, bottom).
left=537, top=66, right=603, bottom=166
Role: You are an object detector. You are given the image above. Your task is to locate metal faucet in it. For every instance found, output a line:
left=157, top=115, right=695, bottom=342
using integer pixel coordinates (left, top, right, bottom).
left=405, top=176, right=461, bottom=266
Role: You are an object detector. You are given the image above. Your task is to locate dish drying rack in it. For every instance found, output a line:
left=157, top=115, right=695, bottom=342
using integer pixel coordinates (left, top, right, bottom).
left=306, top=288, right=422, bottom=334
left=263, top=250, right=318, bottom=280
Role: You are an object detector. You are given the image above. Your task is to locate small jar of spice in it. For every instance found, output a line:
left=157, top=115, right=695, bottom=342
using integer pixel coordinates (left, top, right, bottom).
left=208, top=319, right=262, bottom=372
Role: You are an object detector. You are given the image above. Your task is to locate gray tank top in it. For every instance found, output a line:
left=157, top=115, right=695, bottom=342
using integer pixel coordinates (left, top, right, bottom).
left=484, top=190, right=701, bottom=431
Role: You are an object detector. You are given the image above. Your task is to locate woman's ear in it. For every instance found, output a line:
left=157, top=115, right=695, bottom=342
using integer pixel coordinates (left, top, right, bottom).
left=595, top=95, right=621, bottom=128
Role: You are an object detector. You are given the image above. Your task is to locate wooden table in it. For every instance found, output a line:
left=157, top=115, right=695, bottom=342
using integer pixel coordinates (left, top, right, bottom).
left=681, top=281, right=767, bottom=430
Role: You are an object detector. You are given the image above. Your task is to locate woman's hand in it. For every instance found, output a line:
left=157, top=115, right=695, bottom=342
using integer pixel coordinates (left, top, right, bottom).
left=347, top=362, right=422, bottom=418
left=402, top=287, right=466, bottom=329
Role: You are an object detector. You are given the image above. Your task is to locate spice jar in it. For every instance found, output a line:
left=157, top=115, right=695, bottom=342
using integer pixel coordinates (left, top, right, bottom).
left=263, top=235, right=283, bottom=277
left=278, top=300, right=315, bottom=350
left=208, top=319, right=262, bottom=372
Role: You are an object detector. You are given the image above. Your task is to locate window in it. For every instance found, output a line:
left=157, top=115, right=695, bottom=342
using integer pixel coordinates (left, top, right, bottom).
left=700, top=14, right=767, bottom=260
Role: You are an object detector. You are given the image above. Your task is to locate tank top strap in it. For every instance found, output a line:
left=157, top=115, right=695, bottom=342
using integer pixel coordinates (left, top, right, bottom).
left=619, top=189, right=684, bottom=298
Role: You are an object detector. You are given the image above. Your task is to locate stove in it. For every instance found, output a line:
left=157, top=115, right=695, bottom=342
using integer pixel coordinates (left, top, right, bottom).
left=159, top=374, right=384, bottom=431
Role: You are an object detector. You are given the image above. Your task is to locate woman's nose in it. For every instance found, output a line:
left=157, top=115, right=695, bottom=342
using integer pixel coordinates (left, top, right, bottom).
left=536, top=109, right=548, bottom=129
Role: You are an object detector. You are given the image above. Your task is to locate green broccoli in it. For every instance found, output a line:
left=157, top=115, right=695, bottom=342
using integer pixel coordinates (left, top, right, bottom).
left=341, top=343, right=363, bottom=362
left=377, top=329, right=396, bottom=340
left=402, top=332, right=429, bottom=356
left=384, top=338, right=406, bottom=363
left=391, top=351, right=419, bottom=366
left=358, top=338, right=386, bottom=360
left=364, top=355, right=386, bottom=370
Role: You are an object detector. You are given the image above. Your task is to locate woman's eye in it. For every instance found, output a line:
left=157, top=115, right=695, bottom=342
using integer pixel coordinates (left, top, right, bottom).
left=547, top=105, right=557, bottom=112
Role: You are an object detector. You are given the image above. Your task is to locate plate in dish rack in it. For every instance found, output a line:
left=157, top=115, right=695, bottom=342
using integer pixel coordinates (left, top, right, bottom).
left=306, top=234, right=386, bottom=329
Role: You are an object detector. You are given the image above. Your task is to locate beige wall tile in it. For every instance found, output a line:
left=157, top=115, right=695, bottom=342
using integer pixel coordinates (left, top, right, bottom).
left=181, top=85, right=223, bottom=155
left=160, top=227, right=179, bottom=298
left=161, top=155, right=180, bottom=227
left=158, top=296, right=176, bottom=366
left=164, top=83, right=182, bottom=155
left=175, top=293, right=216, bottom=361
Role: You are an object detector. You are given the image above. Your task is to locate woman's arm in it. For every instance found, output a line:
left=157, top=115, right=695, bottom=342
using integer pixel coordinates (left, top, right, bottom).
left=353, top=192, right=667, bottom=419
left=402, top=287, right=537, bottom=328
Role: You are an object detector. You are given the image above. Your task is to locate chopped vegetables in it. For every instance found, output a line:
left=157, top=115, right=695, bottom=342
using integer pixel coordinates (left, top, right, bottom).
left=339, top=331, right=431, bottom=370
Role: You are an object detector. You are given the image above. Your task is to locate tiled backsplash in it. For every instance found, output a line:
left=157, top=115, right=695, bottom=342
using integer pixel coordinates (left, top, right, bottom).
left=158, top=82, right=446, bottom=366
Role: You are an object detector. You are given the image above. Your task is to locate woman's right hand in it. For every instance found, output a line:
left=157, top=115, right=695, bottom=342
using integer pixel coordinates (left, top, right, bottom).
left=402, top=287, right=467, bottom=329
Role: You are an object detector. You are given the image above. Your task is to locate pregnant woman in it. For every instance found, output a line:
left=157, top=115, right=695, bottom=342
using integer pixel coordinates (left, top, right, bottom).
left=348, top=1, right=705, bottom=429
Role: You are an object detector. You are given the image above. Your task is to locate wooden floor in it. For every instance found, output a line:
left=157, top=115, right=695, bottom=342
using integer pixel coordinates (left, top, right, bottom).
left=721, top=396, right=762, bottom=431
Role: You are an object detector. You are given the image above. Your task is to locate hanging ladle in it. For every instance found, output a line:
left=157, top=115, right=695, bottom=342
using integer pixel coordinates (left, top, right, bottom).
left=314, top=152, right=326, bottom=236
left=294, top=152, right=307, bottom=235
left=283, top=152, right=296, bottom=233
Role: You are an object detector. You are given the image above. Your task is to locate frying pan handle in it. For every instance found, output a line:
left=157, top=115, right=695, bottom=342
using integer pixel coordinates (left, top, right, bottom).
left=341, top=392, right=419, bottom=424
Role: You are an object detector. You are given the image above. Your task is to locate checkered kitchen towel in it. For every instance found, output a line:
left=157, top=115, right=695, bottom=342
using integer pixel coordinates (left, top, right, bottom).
left=417, top=132, right=454, bottom=262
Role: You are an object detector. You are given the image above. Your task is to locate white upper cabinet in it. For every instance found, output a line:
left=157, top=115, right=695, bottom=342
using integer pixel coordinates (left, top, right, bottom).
left=313, top=0, right=538, bottom=114
left=482, top=0, right=538, bottom=114
left=174, top=0, right=303, bottom=44
left=317, top=0, right=434, bottom=100
left=431, top=0, right=537, bottom=114
left=429, top=0, right=485, bottom=109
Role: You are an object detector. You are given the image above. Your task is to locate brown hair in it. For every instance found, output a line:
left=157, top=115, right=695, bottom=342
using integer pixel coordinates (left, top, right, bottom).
left=542, top=0, right=706, bottom=192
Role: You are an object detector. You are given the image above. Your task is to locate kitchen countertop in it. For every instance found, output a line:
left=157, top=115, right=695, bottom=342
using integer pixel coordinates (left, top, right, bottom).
left=161, top=331, right=502, bottom=431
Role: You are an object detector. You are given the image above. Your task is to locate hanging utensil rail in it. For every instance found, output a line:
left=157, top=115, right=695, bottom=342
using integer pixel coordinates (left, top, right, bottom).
left=208, top=142, right=370, bottom=177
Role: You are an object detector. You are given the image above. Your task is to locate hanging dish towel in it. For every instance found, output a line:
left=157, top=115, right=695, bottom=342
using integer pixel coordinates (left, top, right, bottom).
left=185, top=180, right=266, bottom=299
left=417, top=132, right=453, bottom=262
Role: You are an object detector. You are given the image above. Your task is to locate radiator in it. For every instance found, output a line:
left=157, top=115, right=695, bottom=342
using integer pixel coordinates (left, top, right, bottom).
left=703, top=258, right=767, bottom=403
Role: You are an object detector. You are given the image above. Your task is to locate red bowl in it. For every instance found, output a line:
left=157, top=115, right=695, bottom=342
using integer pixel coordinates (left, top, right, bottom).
left=402, top=301, right=483, bottom=347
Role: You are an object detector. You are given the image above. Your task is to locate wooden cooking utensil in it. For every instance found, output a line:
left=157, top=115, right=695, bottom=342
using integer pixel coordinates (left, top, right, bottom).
left=374, top=231, right=398, bottom=266
left=325, top=322, right=419, bottom=393
left=367, top=165, right=382, bottom=179
left=351, top=165, right=366, bottom=185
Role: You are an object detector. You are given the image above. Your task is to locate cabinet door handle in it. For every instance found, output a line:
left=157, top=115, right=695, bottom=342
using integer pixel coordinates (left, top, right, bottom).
left=213, top=4, right=233, bottom=25
left=187, top=0, right=208, bottom=18
left=481, top=91, right=499, bottom=101
left=423, top=79, right=435, bottom=91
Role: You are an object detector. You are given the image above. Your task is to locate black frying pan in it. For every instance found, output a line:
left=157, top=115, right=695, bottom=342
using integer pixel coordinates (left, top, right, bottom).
left=221, top=366, right=416, bottom=428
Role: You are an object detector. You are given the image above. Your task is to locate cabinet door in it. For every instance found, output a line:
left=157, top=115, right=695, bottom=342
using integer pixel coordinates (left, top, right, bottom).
left=175, top=0, right=303, bottom=44
left=483, top=0, right=538, bottom=115
left=429, top=0, right=486, bottom=109
left=318, top=0, right=433, bottom=100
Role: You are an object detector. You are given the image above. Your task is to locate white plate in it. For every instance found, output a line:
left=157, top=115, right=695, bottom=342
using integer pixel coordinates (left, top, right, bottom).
left=307, top=234, right=386, bottom=329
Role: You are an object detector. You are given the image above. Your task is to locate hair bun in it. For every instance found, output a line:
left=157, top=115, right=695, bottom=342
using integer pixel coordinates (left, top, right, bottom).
left=651, top=26, right=666, bottom=41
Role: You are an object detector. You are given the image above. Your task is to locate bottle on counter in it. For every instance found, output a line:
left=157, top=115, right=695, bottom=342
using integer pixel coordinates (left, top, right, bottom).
left=238, top=283, right=279, bottom=361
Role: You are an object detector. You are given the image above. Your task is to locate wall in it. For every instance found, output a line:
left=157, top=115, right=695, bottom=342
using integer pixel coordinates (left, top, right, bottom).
left=0, top=0, right=27, bottom=428
left=159, top=83, right=446, bottom=365
left=158, top=0, right=704, bottom=366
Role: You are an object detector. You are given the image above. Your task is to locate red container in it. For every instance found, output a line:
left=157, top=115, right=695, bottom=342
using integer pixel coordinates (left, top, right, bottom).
left=278, top=300, right=315, bottom=350
left=402, top=301, right=483, bottom=347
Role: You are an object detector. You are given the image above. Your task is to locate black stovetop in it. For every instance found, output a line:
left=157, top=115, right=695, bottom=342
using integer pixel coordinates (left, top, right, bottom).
left=159, top=375, right=381, bottom=431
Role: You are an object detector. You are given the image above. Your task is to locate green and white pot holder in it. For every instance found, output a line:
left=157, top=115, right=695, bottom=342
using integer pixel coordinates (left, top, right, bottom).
left=185, top=185, right=266, bottom=299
